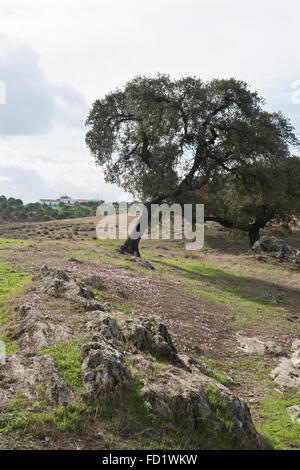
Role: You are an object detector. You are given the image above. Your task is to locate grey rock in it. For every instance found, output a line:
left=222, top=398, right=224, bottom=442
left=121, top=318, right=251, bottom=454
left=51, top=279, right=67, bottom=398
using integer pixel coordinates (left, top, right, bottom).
left=85, top=313, right=124, bottom=341
left=291, top=349, right=300, bottom=369
left=40, top=265, right=70, bottom=281
left=39, top=265, right=108, bottom=311
left=141, top=356, right=261, bottom=449
left=123, top=316, right=186, bottom=368
left=65, top=281, right=95, bottom=301
left=291, top=340, right=300, bottom=351
left=156, top=400, right=172, bottom=418
left=265, top=341, right=287, bottom=357
left=286, top=404, right=300, bottom=424
left=84, top=275, right=105, bottom=291
left=19, top=295, right=42, bottom=317
left=80, top=316, right=261, bottom=449
left=0, top=354, right=73, bottom=407
left=252, top=236, right=300, bottom=264
left=43, top=278, right=63, bottom=298
left=129, top=256, right=155, bottom=270
left=96, top=314, right=124, bottom=341
left=14, top=296, right=72, bottom=350
left=236, top=335, right=285, bottom=357
left=236, top=334, right=266, bottom=354
left=80, top=337, right=132, bottom=398
left=270, top=355, right=300, bottom=392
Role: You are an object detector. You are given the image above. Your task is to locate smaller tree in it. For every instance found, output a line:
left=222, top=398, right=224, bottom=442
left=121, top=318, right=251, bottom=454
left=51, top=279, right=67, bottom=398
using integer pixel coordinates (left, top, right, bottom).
left=194, top=156, right=300, bottom=246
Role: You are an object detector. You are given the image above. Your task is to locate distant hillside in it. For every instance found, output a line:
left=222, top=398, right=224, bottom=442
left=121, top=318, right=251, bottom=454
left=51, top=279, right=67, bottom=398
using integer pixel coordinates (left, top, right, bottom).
left=0, top=195, right=99, bottom=222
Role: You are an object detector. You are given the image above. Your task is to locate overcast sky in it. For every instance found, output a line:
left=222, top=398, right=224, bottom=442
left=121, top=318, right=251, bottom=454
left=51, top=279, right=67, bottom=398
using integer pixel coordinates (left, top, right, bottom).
left=0, top=0, right=300, bottom=203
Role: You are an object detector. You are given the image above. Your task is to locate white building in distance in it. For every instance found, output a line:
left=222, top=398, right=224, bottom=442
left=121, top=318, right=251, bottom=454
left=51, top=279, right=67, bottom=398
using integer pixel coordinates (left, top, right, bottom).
left=39, top=196, right=90, bottom=206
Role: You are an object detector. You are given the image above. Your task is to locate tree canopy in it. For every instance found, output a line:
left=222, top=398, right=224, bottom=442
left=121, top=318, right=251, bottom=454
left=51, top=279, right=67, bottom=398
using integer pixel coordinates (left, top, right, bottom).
left=86, top=74, right=299, bottom=255
left=188, top=156, right=300, bottom=246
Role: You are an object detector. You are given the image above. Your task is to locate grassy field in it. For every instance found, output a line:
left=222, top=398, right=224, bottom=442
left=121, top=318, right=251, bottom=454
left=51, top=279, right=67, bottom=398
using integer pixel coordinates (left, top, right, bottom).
left=0, top=219, right=299, bottom=450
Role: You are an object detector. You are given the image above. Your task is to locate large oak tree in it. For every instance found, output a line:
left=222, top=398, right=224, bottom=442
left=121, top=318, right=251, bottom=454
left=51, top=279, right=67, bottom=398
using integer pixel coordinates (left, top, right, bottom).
left=86, top=75, right=298, bottom=256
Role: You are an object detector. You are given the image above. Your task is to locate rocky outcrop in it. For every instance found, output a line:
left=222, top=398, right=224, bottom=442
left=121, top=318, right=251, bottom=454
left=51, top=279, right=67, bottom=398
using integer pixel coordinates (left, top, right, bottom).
left=80, top=314, right=262, bottom=449
left=237, top=335, right=300, bottom=392
left=270, top=340, right=300, bottom=392
left=0, top=266, right=95, bottom=409
left=291, top=339, right=300, bottom=350
left=38, top=265, right=108, bottom=310
left=252, top=236, right=300, bottom=264
left=123, top=316, right=186, bottom=368
left=0, top=354, right=73, bottom=407
left=83, top=275, right=105, bottom=291
left=265, top=341, right=287, bottom=357
left=286, top=405, right=300, bottom=424
left=140, top=355, right=260, bottom=448
left=236, top=333, right=266, bottom=354
left=80, top=336, right=132, bottom=398
left=0, top=264, right=262, bottom=448
left=12, top=295, right=71, bottom=350
left=236, top=334, right=286, bottom=357
left=0, top=265, right=110, bottom=410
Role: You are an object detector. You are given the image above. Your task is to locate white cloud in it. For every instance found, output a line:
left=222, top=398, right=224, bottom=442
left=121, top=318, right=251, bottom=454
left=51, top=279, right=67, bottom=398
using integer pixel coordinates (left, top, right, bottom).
left=0, top=0, right=299, bottom=202
left=0, top=40, right=88, bottom=135
left=0, top=175, right=11, bottom=182
left=1, top=0, right=300, bottom=101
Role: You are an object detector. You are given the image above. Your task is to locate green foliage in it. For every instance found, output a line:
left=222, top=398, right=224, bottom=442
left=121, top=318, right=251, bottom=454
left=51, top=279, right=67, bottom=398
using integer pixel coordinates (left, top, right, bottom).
left=0, top=195, right=97, bottom=223
left=115, top=303, right=133, bottom=314
left=86, top=74, right=298, bottom=203
left=198, top=156, right=300, bottom=245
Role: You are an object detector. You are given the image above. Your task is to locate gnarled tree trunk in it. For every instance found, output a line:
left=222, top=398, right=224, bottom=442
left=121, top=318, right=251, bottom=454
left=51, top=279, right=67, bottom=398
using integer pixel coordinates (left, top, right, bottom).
left=119, top=193, right=166, bottom=257
left=119, top=235, right=142, bottom=257
left=248, top=224, right=260, bottom=247
left=120, top=175, right=209, bottom=256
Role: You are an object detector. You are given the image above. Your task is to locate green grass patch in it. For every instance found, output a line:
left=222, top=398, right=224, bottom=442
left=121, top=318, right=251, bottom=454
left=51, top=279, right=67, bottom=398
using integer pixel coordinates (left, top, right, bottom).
left=195, top=357, right=229, bottom=386
left=96, top=290, right=110, bottom=301
left=0, top=262, right=31, bottom=352
left=255, top=391, right=300, bottom=450
left=0, top=340, right=86, bottom=436
left=124, top=379, right=154, bottom=424
left=38, top=340, right=83, bottom=396
left=0, top=393, right=89, bottom=435
left=0, top=238, right=26, bottom=247
left=95, top=290, right=134, bottom=314
left=0, top=262, right=31, bottom=325
left=206, top=384, right=233, bottom=431
left=115, top=303, right=133, bottom=314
